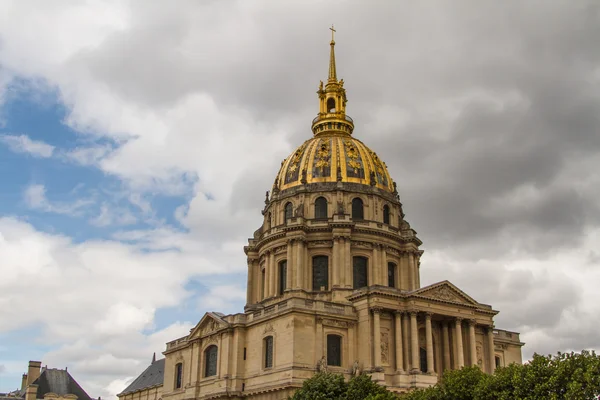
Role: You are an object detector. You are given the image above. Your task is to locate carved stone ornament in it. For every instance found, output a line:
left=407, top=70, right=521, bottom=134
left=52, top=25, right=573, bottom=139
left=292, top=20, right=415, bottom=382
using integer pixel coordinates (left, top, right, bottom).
left=476, top=341, right=483, bottom=367
left=308, top=240, right=333, bottom=248
left=381, top=329, right=390, bottom=365
left=321, top=318, right=354, bottom=328
left=200, top=319, right=221, bottom=337
left=351, top=240, right=372, bottom=249
left=274, top=245, right=287, bottom=254
left=264, top=323, right=275, bottom=334
left=429, top=286, right=463, bottom=303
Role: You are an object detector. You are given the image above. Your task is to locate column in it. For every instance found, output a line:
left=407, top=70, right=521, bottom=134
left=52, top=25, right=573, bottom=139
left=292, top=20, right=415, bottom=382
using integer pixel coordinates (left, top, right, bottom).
left=295, top=239, right=303, bottom=289
left=373, top=308, right=382, bottom=368
left=263, top=252, right=271, bottom=298
left=469, top=320, right=477, bottom=367
left=286, top=240, right=293, bottom=291
left=487, top=326, right=496, bottom=374
left=403, top=312, right=411, bottom=371
left=394, top=312, right=404, bottom=372
left=332, top=237, right=340, bottom=287
left=316, top=317, right=324, bottom=363
left=410, top=311, right=419, bottom=373
left=415, top=253, right=421, bottom=288
left=246, top=259, right=253, bottom=304
left=408, top=252, right=415, bottom=290
left=442, top=322, right=451, bottom=371
left=455, top=318, right=464, bottom=368
left=345, top=237, right=352, bottom=288
left=425, top=313, right=435, bottom=374
left=269, top=251, right=276, bottom=297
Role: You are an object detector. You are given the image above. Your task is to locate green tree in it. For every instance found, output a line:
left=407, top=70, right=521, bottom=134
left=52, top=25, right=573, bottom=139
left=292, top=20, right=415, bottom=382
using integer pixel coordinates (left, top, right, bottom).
left=290, top=372, right=399, bottom=400
left=402, top=351, right=600, bottom=400
left=290, top=372, right=347, bottom=400
left=346, top=374, right=390, bottom=400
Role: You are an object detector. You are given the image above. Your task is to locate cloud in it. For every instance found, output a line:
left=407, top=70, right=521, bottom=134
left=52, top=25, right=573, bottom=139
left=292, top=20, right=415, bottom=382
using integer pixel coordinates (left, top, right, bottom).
left=197, top=284, right=246, bottom=313
left=0, top=134, right=54, bottom=157
left=23, top=184, right=93, bottom=216
left=0, top=0, right=599, bottom=398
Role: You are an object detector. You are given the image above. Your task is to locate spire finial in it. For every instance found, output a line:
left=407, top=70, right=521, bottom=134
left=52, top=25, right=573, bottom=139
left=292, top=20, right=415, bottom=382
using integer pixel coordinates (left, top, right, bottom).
left=151, top=352, right=156, bottom=364
left=328, top=25, right=337, bottom=82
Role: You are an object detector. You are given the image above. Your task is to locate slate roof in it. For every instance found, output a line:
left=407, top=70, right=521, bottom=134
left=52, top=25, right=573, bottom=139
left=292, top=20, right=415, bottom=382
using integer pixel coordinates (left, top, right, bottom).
left=119, top=359, right=165, bottom=395
left=32, top=369, right=94, bottom=400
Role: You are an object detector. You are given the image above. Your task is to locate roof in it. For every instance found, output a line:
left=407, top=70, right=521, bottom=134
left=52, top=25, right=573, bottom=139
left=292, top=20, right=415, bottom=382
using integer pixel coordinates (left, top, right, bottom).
left=274, top=135, right=395, bottom=194
left=119, top=359, right=164, bottom=395
left=32, top=368, right=93, bottom=400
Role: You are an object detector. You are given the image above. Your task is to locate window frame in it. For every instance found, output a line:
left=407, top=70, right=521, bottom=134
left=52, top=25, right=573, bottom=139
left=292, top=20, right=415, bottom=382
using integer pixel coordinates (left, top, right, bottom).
left=314, top=196, right=328, bottom=219
left=326, top=334, right=342, bottom=367
left=383, top=204, right=390, bottom=224
left=284, top=202, right=293, bottom=221
left=264, top=335, right=274, bottom=369
left=312, top=255, right=329, bottom=291
left=174, top=362, right=183, bottom=389
left=278, top=260, right=287, bottom=295
left=351, top=197, right=364, bottom=220
left=353, top=256, right=368, bottom=290
left=387, top=262, right=396, bottom=288
left=204, top=345, right=218, bottom=378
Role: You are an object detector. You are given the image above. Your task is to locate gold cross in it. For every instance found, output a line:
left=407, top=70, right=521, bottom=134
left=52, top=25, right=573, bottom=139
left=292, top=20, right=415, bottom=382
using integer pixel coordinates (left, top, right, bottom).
left=330, top=24, right=336, bottom=41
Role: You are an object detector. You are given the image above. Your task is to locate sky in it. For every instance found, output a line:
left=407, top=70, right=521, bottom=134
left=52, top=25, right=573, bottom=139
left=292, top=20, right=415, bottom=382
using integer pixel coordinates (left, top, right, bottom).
left=0, top=0, right=599, bottom=398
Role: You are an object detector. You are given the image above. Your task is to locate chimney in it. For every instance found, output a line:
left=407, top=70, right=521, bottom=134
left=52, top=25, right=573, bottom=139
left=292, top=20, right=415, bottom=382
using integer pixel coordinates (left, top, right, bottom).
left=25, top=384, right=38, bottom=400
left=26, top=361, right=42, bottom=386
left=21, top=374, right=28, bottom=391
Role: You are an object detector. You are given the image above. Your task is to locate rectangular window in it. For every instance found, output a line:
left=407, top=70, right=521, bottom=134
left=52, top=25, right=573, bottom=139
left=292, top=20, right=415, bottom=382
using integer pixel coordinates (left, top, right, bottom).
left=264, top=336, right=274, bottom=368
left=175, top=363, right=183, bottom=389
left=279, top=260, right=287, bottom=295
left=312, top=256, right=329, bottom=291
left=388, top=262, right=396, bottom=288
left=243, top=347, right=247, bottom=360
left=353, top=257, right=368, bottom=289
left=327, top=335, right=342, bottom=366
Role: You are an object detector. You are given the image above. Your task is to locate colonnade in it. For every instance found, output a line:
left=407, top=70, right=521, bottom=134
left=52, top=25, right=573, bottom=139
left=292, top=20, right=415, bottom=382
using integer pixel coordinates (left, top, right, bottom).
left=246, top=238, right=423, bottom=304
left=371, top=309, right=496, bottom=375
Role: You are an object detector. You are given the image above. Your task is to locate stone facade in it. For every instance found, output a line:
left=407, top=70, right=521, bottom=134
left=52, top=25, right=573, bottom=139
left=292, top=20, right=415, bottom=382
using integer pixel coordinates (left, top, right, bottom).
left=118, top=34, right=523, bottom=400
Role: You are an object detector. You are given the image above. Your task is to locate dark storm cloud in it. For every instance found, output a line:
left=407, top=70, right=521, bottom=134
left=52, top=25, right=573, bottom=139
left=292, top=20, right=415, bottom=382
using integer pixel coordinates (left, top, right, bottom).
left=53, top=0, right=600, bottom=360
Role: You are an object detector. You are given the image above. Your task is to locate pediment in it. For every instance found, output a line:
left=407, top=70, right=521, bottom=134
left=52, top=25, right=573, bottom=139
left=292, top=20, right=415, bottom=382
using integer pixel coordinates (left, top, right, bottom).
left=412, top=280, right=480, bottom=306
left=189, top=312, right=230, bottom=339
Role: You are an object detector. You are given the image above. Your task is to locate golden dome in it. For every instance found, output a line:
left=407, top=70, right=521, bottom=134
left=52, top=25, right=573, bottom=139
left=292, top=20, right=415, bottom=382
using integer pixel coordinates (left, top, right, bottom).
left=274, top=133, right=394, bottom=193
left=273, top=29, right=395, bottom=194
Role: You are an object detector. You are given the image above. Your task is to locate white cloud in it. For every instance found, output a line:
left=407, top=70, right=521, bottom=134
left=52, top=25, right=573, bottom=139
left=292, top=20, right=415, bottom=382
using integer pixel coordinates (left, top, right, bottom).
left=0, top=134, right=54, bottom=157
left=23, top=184, right=93, bottom=216
left=197, top=284, right=246, bottom=313
left=90, top=204, right=137, bottom=227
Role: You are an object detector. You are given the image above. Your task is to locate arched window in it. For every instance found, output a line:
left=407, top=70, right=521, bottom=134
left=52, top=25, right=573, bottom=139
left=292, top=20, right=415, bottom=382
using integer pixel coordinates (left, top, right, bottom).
left=383, top=205, right=390, bottom=224
left=419, top=347, right=427, bottom=373
left=327, top=335, right=342, bottom=366
left=264, top=336, right=274, bottom=368
left=312, top=256, right=329, bottom=291
left=284, top=202, right=293, bottom=221
left=388, top=262, right=396, bottom=288
left=174, top=363, right=183, bottom=389
left=279, top=260, right=287, bottom=295
left=327, top=98, right=336, bottom=113
left=315, top=196, right=328, bottom=219
left=353, top=256, right=368, bottom=289
left=352, top=198, right=364, bottom=220
left=204, top=345, right=218, bottom=377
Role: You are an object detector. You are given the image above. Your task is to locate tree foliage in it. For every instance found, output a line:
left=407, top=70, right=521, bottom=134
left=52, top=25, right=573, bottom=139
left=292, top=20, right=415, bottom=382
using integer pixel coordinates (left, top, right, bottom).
left=401, top=351, right=600, bottom=400
left=290, top=372, right=398, bottom=400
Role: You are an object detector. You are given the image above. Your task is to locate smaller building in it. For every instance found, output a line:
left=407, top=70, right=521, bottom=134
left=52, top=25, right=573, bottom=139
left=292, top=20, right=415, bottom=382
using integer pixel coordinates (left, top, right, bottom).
left=1, top=361, right=95, bottom=400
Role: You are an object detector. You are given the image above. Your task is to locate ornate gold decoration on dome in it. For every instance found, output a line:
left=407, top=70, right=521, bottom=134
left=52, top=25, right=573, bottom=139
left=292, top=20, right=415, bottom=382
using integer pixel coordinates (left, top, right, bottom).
left=315, top=139, right=331, bottom=169
left=371, top=151, right=385, bottom=176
